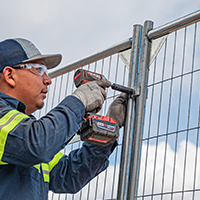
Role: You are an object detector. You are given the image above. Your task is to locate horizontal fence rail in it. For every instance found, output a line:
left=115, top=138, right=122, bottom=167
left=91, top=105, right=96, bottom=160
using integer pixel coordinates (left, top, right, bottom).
left=148, top=9, right=200, bottom=40
left=49, top=38, right=132, bottom=79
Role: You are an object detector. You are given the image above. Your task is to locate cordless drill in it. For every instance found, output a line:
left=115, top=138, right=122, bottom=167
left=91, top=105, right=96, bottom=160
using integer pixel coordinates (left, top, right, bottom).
left=74, top=69, right=135, bottom=146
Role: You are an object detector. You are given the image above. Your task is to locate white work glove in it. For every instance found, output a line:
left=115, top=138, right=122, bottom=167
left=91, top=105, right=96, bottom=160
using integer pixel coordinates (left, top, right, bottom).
left=72, top=80, right=111, bottom=112
left=106, top=93, right=128, bottom=128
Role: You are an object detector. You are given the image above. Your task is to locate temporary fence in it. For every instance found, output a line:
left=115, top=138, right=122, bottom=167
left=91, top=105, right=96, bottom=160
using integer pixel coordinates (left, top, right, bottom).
left=138, top=11, right=200, bottom=200
left=34, top=9, right=200, bottom=200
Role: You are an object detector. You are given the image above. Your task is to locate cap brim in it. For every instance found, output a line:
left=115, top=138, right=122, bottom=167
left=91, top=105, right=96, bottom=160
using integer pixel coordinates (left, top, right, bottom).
left=21, top=54, right=62, bottom=69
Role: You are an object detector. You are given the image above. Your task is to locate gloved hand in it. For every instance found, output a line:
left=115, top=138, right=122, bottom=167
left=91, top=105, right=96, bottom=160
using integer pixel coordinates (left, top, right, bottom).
left=72, top=79, right=111, bottom=112
left=106, top=93, right=128, bottom=128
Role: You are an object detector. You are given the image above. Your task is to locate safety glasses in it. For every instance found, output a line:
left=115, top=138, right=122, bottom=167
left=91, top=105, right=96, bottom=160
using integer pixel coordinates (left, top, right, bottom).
left=12, top=63, right=48, bottom=77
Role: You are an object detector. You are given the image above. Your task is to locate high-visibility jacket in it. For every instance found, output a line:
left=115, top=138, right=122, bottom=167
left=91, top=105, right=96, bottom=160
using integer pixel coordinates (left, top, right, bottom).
left=0, top=92, right=117, bottom=200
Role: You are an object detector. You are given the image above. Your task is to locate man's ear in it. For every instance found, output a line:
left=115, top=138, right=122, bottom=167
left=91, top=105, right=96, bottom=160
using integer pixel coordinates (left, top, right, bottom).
left=2, top=67, right=16, bottom=87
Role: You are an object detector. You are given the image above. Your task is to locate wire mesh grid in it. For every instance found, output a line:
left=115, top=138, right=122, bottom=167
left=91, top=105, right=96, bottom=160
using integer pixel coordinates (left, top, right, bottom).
left=137, top=22, right=200, bottom=200
left=34, top=54, right=129, bottom=200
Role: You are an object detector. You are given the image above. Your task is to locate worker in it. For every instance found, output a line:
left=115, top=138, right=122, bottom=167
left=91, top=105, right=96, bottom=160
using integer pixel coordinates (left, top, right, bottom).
left=0, top=38, right=127, bottom=200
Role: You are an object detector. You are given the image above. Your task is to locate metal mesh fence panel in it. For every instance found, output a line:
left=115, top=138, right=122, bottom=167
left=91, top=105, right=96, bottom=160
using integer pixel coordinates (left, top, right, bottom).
left=33, top=10, right=200, bottom=200
left=137, top=22, right=200, bottom=200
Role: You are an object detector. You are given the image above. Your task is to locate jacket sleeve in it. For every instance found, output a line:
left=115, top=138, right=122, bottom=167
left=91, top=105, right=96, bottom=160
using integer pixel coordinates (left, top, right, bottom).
left=0, top=96, right=85, bottom=167
left=49, top=141, right=118, bottom=193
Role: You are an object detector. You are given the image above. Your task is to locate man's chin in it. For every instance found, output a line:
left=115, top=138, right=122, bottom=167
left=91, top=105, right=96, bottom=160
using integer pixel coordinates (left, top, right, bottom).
left=36, top=102, right=44, bottom=110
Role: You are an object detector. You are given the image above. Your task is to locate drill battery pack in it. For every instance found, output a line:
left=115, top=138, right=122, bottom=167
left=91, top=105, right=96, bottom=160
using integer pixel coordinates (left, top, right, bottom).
left=77, top=112, right=119, bottom=146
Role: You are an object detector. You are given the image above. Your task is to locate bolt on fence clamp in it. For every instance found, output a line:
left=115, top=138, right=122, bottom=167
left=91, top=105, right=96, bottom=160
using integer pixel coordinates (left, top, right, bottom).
left=129, top=85, right=140, bottom=99
left=126, top=85, right=140, bottom=99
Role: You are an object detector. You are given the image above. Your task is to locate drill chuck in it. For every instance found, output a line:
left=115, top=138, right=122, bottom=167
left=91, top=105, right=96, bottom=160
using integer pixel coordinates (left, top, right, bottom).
left=111, top=83, right=135, bottom=95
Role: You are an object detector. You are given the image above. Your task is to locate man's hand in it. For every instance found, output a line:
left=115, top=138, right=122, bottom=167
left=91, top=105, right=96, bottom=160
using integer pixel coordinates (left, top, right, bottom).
left=72, top=80, right=111, bottom=112
left=106, top=93, right=128, bottom=128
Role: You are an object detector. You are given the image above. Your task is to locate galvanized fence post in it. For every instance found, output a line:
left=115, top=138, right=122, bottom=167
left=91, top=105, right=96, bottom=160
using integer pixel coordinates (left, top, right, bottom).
left=117, top=24, right=143, bottom=200
left=127, top=20, right=153, bottom=200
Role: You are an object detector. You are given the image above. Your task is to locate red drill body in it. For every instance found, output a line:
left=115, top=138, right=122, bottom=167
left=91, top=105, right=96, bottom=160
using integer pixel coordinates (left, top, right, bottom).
left=74, top=69, right=119, bottom=146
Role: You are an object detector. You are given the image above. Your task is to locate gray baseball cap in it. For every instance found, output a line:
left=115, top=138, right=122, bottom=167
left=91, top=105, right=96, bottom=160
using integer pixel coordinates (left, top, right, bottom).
left=0, top=38, right=62, bottom=72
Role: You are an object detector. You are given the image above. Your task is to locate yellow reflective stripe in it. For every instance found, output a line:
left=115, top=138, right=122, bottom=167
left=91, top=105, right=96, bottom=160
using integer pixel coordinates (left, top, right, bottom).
left=0, top=110, right=19, bottom=125
left=34, top=164, right=41, bottom=173
left=0, top=110, right=29, bottom=164
left=41, top=163, right=49, bottom=182
left=34, top=152, right=64, bottom=183
left=0, top=160, right=8, bottom=165
left=48, top=152, right=64, bottom=172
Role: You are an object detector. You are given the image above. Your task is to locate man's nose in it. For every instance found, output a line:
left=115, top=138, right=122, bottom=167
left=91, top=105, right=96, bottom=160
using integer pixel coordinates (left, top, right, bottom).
left=43, top=73, right=52, bottom=85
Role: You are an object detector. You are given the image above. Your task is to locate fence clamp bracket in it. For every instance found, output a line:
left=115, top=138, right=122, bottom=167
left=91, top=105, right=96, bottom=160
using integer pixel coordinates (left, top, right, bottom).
left=131, top=85, right=140, bottom=97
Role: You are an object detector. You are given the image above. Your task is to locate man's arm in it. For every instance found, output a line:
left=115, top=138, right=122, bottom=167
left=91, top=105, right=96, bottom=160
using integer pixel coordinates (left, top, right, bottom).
left=49, top=141, right=117, bottom=193
left=0, top=96, right=85, bottom=167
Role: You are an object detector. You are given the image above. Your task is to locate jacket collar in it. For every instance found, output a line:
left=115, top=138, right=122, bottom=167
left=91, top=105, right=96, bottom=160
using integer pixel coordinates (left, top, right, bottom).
left=0, top=92, right=26, bottom=113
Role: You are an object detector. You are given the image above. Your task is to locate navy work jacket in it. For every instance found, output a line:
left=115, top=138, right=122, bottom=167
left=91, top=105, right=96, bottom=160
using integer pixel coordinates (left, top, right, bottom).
left=0, top=92, right=117, bottom=200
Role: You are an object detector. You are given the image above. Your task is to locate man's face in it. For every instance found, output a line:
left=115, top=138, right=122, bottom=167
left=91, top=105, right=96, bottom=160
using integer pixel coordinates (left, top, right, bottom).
left=14, top=60, right=52, bottom=115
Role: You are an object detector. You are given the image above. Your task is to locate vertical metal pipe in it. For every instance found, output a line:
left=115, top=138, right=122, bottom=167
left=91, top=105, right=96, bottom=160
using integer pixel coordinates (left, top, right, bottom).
left=127, top=20, right=153, bottom=200
left=117, top=24, right=142, bottom=200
